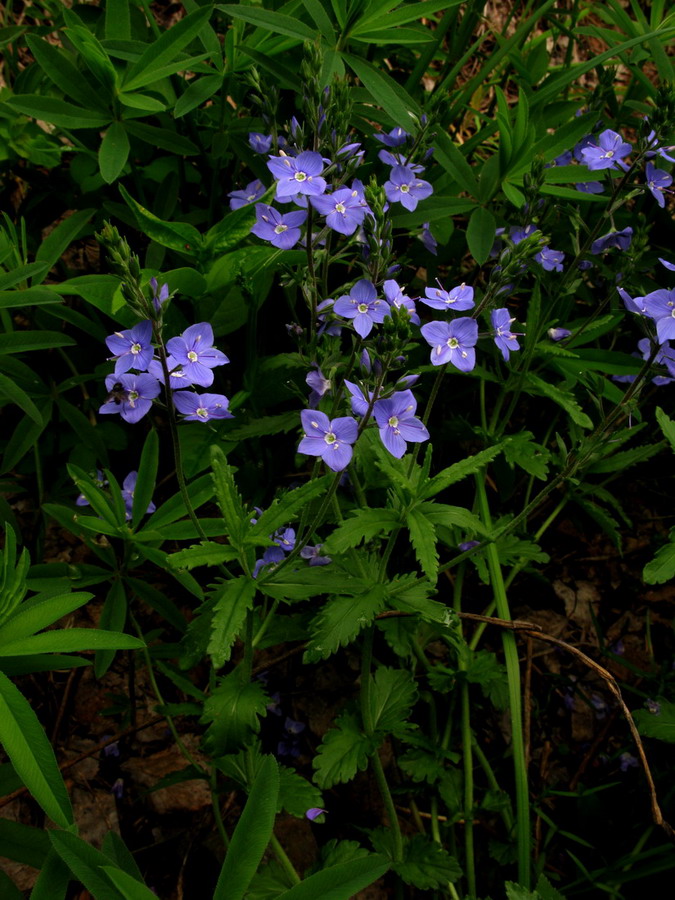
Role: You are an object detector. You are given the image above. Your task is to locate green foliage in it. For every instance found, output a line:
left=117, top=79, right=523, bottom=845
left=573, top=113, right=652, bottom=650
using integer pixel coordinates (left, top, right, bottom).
left=369, top=829, right=461, bottom=889
left=201, top=670, right=268, bottom=756
left=633, top=700, right=675, bottom=743
left=313, top=711, right=377, bottom=789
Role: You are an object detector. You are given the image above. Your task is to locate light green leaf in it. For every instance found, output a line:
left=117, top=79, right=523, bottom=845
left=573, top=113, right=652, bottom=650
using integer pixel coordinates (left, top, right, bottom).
left=101, top=868, right=156, bottom=900
left=0, top=591, right=91, bottom=646
left=208, top=577, right=257, bottom=669
left=217, top=4, right=315, bottom=41
left=0, top=671, right=73, bottom=828
left=99, top=122, right=130, bottom=184
left=341, top=52, right=420, bottom=126
left=643, top=539, right=675, bottom=585
left=322, top=508, right=399, bottom=554
left=0, top=288, right=62, bottom=308
left=214, top=755, right=279, bottom=900
left=0, top=261, right=50, bottom=290
left=168, top=541, right=239, bottom=570
left=406, top=507, right=438, bottom=581
left=633, top=701, right=675, bottom=743
left=0, top=629, right=143, bottom=656
left=656, top=406, right=675, bottom=454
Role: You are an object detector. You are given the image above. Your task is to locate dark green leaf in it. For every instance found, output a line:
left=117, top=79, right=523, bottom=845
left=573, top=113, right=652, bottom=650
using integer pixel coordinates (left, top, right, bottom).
left=119, top=184, right=202, bottom=254
left=99, top=122, right=130, bottom=183
left=370, top=830, right=461, bottom=889
left=313, top=711, right=377, bottom=789
left=643, top=540, right=675, bottom=585
left=208, top=577, right=257, bottom=669
left=132, top=429, right=159, bottom=528
left=201, top=670, right=268, bottom=755
left=124, top=121, right=199, bottom=155
left=0, top=819, right=49, bottom=868
left=0, top=372, right=43, bottom=425
left=175, top=73, right=223, bottom=117
left=94, top=580, right=127, bottom=679
left=168, top=541, right=238, bottom=570
left=656, top=407, right=675, bottom=453
left=249, top=476, right=330, bottom=544
left=36, top=208, right=96, bottom=269
left=369, top=667, right=417, bottom=736
left=49, top=830, right=125, bottom=900
left=466, top=206, right=496, bottom=265
left=29, top=849, right=72, bottom=900
left=322, top=508, right=399, bottom=554
left=406, top=507, right=438, bottom=581
left=210, top=444, right=248, bottom=548
left=6, top=96, right=111, bottom=129
left=420, top=444, right=503, bottom=499
left=304, top=586, right=387, bottom=662
left=275, top=856, right=390, bottom=900
left=341, top=52, right=420, bottom=126
left=217, top=5, right=315, bottom=41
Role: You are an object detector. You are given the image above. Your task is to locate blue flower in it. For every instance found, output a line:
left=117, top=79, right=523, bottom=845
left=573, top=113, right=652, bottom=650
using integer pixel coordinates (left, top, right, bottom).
left=491, top=308, right=521, bottom=360
left=249, top=132, right=272, bottom=154
left=105, top=321, right=154, bottom=375
left=535, top=246, right=565, bottom=272
left=149, top=277, right=170, bottom=311
left=228, top=179, right=266, bottom=211
left=305, top=807, right=328, bottom=821
left=251, top=204, right=307, bottom=249
left=333, top=280, right=388, bottom=338
left=166, top=323, right=229, bottom=387
left=267, top=151, right=327, bottom=200
left=121, top=471, right=156, bottom=520
left=306, top=366, right=331, bottom=408
left=298, top=410, right=358, bottom=472
left=374, top=126, right=409, bottom=147
left=383, top=279, right=420, bottom=324
left=581, top=129, right=631, bottom=171
left=645, top=162, right=672, bottom=208
left=300, top=544, right=332, bottom=566
left=384, top=165, right=433, bottom=211
left=642, top=288, right=675, bottom=343
left=547, top=327, right=571, bottom=341
left=310, top=186, right=371, bottom=235
left=373, top=390, right=429, bottom=458
left=421, top=281, right=474, bottom=312
left=419, top=222, right=437, bottom=255
left=420, top=318, right=478, bottom=371
left=590, top=227, right=633, bottom=255
left=99, top=373, right=161, bottom=424
left=172, top=391, right=234, bottom=422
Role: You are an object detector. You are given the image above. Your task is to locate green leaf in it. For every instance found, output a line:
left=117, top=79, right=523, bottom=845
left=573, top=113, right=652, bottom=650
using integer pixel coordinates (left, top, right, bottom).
left=313, top=711, right=377, bottom=789
left=656, top=406, right=675, bottom=453
left=341, top=52, right=420, bottom=126
left=210, top=444, right=248, bottom=549
left=634, top=701, right=675, bottom=742
left=201, top=669, right=268, bottom=756
left=123, top=121, right=200, bottom=155
left=0, top=372, right=43, bottom=425
left=370, top=830, right=461, bottom=889
left=105, top=0, right=131, bottom=40
left=49, top=830, right=125, bottom=900
left=406, top=507, right=438, bottom=581
left=36, top=208, right=96, bottom=269
left=101, top=831, right=144, bottom=883
left=278, top=765, right=324, bottom=819
left=0, top=288, right=62, bottom=308
left=144, top=473, right=214, bottom=528
left=535, top=873, right=566, bottom=900
left=208, top=576, right=257, bottom=669
left=0, top=871, right=23, bottom=900
left=119, top=184, right=202, bottom=255
left=322, top=508, right=399, bottom=555
left=275, top=856, right=390, bottom=900
left=99, top=122, right=130, bottom=184
left=433, top=131, right=479, bottom=196
left=6, top=95, right=111, bottom=129
left=25, top=35, right=109, bottom=110
left=0, top=261, right=50, bottom=290
left=29, top=848, right=71, bottom=900
left=506, top=883, right=540, bottom=900
left=643, top=539, right=675, bottom=585
left=175, top=73, right=223, bottom=117
left=204, top=192, right=275, bottom=256
left=301, top=0, right=336, bottom=41
left=94, top=580, right=127, bottom=679
left=214, top=755, right=279, bottom=900
left=260, top=567, right=369, bottom=602
left=466, top=206, right=496, bottom=265
left=0, top=628, right=143, bottom=656
left=0, top=591, right=91, bottom=646
left=304, top=586, right=388, bottom=662
left=249, top=476, right=330, bottom=544
left=132, top=429, right=159, bottom=528
left=217, top=4, right=315, bottom=41
left=503, top=431, right=550, bottom=480
left=0, top=671, right=73, bottom=828
left=168, top=541, right=238, bottom=570
left=369, top=667, right=417, bottom=736
left=525, top=373, right=593, bottom=429
left=123, top=6, right=213, bottom=91
left=420, top=444, right=504, bottom=499
left=101, top=868, right=156, bottom=900
left=0, top=819, right=49, bottom=868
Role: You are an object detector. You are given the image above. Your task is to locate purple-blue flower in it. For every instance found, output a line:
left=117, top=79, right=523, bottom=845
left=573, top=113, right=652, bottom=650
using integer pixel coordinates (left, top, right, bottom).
left=267, top=151, right=327, bottom=199
left=251, top=204, right=307, bottom=250
left=374, top=126, right=409, bottom=147
left=373, top=390, right=429, bottom=458
left=590, top=226, right=633, bottom=255
left=333, top=280, right=388, bottom=339
left=105, top=321, right=154, bottom=375
left=420, top=222, right=437, bottom=255
left=149, top=277, right=170, bottom=312
left=343, top=380, right=374, bottom=418
left=659, top=257, right=675, bottom=272
left=384, top=165, right=433, bottom=211
left=642, top=288, right=675, bottom=343
left=228, top=179, right=266, bottom=211
left=298, top=410, right=358, bottom=472
left=619, top=752, right=639, bottom=773
left=420, top=318, right=478, bottom=371
left=576, top=181, right=604, bottom=194
left=510, top=224, right=539, bottom=244
left=99, top=373, right=161, bottom=424
left=645, top=162, right=672, bottom=208
left=305, top=807, right=328, bottom=821
left=581, top=129, right=631, bottom=171
left=617, top=286, right=649, bottom=316
left=121, top=470, right=156, bottom=520
left=76, top=469, right=107, bottom=507
left=306, top=366, right=331, bottom=408
left=172, top=391, right=234, bottom=422
left=378, top=150, right=424, bottom=173
left=300, top=544, right=332, bottom=566
left=548, top=327, right=571, bottom=341
left=310, top=187, right=371, bottom=235
left=491, top=308, right=521, bottom=361
left=383, top=279, right=419, bottom=325
left=147, top=355, right=194, bottom=389
left=535, top=246, right=565, bottom=272
left=645, top=130, right=675, bottom=163
left=249, top=132, right=272, bottom=154
left=166, top=323, right=229, bottom=388
left=421, top=281, right=474, bottom=312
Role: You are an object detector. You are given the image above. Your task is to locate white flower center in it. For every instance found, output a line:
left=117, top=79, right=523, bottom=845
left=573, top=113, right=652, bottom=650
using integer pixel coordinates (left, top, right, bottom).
left=294, top=171, right=307, bottom=182
left=357, top=303, right=369, bottom=313
left=197, top=406, right=209, bottom=419
left=335, top=202, right=346, bottom=214
left=400, top=184, right=410, bottom=193
left=128, top=391, right=138, bottom=405
left=131, top=342, right=141, bottom=355
left=324, top=432, right=337, bottom=444
left=187, top=351, right=198, bottom=362
left=388, top=416, right=399, bottom=428
left=274, top=224, right=288, bottom=234
left=447, top=337, right=459, bottom=349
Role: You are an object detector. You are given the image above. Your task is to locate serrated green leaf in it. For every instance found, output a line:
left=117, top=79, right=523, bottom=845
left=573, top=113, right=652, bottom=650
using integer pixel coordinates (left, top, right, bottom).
left=406, top=506, right=438, bottom=581
left=313, top=711, right=377, bottom=789
left=369, top=667, right=417, bottom=736
left=208, top=577, right=256, bottom=669
left=0, top=672, right=73, bottom=829
left=525, top=373, right=593, bottom=429
left=168, top=541, right=238, bottom=570
left=249, top=477, right=330, bottom=544
left=643, top=540, right=675, bottom=584
left=304, top=586, right=387, bottom=662
left=503, top=432, right=550, bottom=480
left=260, top=567, right=367, bottom=601
left=421, top=444, right=503, bottom=499
left=322, top=508, right=399, bottom=555
left=535, top=873, right=566, bottom=900
left=210, top=444, right=248, bottom=548
left=201, top=670, right=268, bottom=756
left=370, top=830, right=461, bottom=889
left=214, top=755, right=279, bottom=900
left=278, top=765, right=324, bottom=819
left=656, top=406, right=675, bottom=453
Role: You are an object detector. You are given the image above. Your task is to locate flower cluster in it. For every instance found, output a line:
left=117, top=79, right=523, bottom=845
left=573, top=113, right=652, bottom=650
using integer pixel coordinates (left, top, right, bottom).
left=99, top=315, right=232, bottom=425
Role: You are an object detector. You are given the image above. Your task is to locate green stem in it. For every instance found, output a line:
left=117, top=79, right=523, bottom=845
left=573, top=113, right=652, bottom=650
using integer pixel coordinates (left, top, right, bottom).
left=472, top=738, right=514, bottom=834
left=474, top=476, right=530, bottom=888
left=210, top=769, right=230, bottom=850
left=361, top=628, right=404, bottom=863
left=461, top=680, right=476, bottom=898
left=270, top=833, right=301, bottom=885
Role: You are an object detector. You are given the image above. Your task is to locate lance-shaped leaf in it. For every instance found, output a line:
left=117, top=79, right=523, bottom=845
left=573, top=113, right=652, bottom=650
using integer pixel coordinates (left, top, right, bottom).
left=217, top=4, right=316, bottom=41
left=248, top=476, right=330, bottom=546
left=119, top=185, right=202, bottom=255
left=49, top=830, right=126, bottom=900
left=0, top=629, right=144, bottom=656
left=25, top=35, right=110, bottom=110
left=99, top=122, right=130, bottom=184
left=101, top=868, right=157, bottom=900
left=168, top=541, right=238, bottom=570
left=0, top=590, right=91, bottom=646
left=275, top=855, right=390, bottom=900
left=213, top=755, right=279, bottom=900
left=419, top=444, right=504, bottom=500
left=406, top=507, right=438, bottom=581
left=131, top=428, right=159, bottom=529
left=207, top=576, right=257, bottom=669
left=5, top=95, right=111, bottom=129
left=0, top=671, right=73, bottom=828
